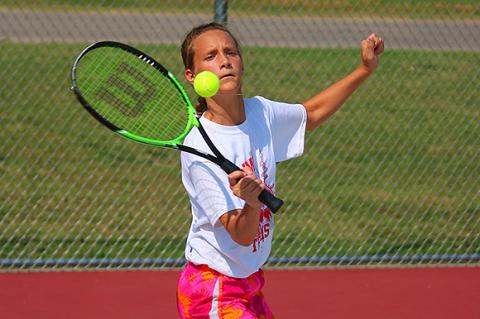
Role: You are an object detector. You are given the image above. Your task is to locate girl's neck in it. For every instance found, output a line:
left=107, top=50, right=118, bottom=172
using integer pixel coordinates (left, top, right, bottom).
left=203, top=94, right=245, bottom=126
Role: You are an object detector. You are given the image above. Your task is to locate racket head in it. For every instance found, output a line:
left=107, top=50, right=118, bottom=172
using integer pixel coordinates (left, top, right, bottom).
left=71, top=41, right=198, bottom=147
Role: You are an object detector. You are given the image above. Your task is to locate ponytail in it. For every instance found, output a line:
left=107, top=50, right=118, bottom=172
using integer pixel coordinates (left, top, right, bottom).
left=196, top=97, right=208, bottom=116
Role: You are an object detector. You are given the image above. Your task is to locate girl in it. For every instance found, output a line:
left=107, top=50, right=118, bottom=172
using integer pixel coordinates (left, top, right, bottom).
left=177, top=22, right=384, bottom=318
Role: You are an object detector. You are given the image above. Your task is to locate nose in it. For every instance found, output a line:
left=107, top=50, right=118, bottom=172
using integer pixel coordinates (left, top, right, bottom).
left=219, top=53, right=232, bottom=69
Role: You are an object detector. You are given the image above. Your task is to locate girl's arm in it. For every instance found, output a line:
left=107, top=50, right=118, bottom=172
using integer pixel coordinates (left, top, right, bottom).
left=219, top=168, right=264, bottom=246
left=303, top=33, right=384, bottom=131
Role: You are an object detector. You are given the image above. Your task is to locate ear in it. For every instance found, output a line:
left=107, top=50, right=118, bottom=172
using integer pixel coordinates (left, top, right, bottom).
left=185, top=69, right=195, bottom=85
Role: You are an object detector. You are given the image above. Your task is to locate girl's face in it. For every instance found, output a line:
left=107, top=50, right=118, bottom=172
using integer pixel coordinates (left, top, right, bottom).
left=185, top=29, right=244, bottom=95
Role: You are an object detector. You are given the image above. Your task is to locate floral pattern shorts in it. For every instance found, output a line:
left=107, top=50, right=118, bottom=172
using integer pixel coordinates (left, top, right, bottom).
left=177, top=262, right=274, bottom=318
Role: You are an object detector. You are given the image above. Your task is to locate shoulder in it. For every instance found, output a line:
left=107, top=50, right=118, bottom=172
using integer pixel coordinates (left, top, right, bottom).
left=246, top=95, right=304, bottom=110
left=244, top=96, right=277, bottom=118
left=245, top=96, right=273, bottom=110
left=183, top=125, right=201, bottom=146
left=245, top=96, right=306, bottom=119
left=181, top=127, right=207, bottom=166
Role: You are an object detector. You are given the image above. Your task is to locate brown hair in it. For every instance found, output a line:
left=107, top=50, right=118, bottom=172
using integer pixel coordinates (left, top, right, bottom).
left=181, top=22, right=242, bottom=114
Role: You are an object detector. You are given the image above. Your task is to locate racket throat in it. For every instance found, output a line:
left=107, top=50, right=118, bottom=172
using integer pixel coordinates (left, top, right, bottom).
left=219, top=159, right=240, bottom=174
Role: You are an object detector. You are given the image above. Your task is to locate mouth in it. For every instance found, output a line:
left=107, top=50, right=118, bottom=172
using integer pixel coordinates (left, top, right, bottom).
left=220, top=73, right=235, bottom=80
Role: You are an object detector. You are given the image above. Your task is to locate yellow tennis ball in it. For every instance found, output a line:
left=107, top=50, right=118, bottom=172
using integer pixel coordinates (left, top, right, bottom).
left=193, top=71, right=220, bottom=98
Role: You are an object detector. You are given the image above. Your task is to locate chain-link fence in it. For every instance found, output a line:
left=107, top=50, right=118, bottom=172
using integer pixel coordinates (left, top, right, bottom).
left=1, top=1, right=479, bottom=270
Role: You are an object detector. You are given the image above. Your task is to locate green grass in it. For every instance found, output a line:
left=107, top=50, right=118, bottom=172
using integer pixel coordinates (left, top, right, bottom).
left=1, top=0, right=479, bottom=19
left=1, top=42, right=479, bottom=268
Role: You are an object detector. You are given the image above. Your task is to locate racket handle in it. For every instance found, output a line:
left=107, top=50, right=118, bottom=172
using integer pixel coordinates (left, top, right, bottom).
left=259, top=189, right=284, bottom=214
left=219, top=160, right=284, bottom=214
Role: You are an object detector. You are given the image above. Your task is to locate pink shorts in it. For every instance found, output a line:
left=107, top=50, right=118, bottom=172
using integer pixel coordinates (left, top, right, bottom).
left=177, top=262, right=275, bottom=318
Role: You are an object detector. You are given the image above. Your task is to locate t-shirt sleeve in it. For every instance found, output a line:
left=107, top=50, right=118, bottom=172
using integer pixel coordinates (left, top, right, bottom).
left=186, top=158, right=244, bottom=227
left=262, top=97, right=307, bottom=162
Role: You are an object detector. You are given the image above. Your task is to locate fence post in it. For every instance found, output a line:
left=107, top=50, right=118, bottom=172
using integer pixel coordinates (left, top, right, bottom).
left=214, top=0, right=228, bottom=25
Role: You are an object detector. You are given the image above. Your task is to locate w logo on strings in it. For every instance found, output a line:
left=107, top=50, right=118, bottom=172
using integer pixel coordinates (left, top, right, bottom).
left=96, top=62, right=156, bottom=117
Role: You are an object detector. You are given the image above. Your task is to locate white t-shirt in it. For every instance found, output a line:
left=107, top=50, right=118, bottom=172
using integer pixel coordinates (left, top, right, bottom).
left=181, top=96, right=307, bottom=278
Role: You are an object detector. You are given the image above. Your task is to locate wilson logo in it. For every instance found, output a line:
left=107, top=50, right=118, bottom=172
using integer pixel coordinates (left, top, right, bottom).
left=96, top=62, right=156, bottom=117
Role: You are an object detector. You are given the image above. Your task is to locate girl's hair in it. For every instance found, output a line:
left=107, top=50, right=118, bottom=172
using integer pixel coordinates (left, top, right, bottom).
left=181, top=22, right=242, bottom=114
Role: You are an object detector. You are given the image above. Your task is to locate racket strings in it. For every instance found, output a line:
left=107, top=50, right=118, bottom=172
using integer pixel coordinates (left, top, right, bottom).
left=77, top=47, right=190, bottom=142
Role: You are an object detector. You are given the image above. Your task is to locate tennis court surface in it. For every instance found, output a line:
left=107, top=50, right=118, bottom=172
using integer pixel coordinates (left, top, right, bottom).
left=1, top=266, right=479, bottom=318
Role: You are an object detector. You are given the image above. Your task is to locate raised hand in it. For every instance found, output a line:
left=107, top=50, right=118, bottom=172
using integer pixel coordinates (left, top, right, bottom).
left=361, top=33, right=385, bottom=73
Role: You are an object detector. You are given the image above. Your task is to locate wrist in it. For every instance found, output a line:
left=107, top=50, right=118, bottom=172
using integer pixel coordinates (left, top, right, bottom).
left=357, top=63, right=375, bottom=77
left=244, top=202, right=263, bottom=212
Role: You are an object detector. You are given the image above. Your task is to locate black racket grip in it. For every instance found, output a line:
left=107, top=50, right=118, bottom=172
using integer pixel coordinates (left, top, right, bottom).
left=259, top=189, right=284, bottom=214
left=220, top=160, right=284, bottom=214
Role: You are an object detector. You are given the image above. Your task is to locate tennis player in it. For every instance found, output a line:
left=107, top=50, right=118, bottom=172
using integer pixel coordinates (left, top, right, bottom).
left=177, top=22, right=384, bottom=318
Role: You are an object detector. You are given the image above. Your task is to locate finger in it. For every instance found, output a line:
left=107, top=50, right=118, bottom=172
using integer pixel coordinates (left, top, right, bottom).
left=228, top=170, right=246, bottom=186
left=372, top=34, right=383, bottom=49
left=366, top=33, right=382, bottom=48
left=242, top=181, right=257, bottom=195
left=247, top=178, right=265, bottom=195
left=238, top=175, right=258, bottom=190
left=362, top=39, right=374, bottom=52
left=239, top=174, right=256, bottom=188
left=374, top=37, right=385, bottom=55
left=361, top=40, right=374, bottom=61
left=367, top=33, right=376, bottom=44
left=256, top=180, right=266, bottom=194
left=242, top=165, right=255, bottom=176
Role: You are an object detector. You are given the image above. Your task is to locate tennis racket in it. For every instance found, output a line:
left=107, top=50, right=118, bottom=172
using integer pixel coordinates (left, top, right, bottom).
left=70, top=41, right=284, bottom=213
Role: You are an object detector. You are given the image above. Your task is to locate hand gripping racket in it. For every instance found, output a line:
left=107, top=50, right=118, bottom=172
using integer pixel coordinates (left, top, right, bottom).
left=70, top=41, right=284, bottom=213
